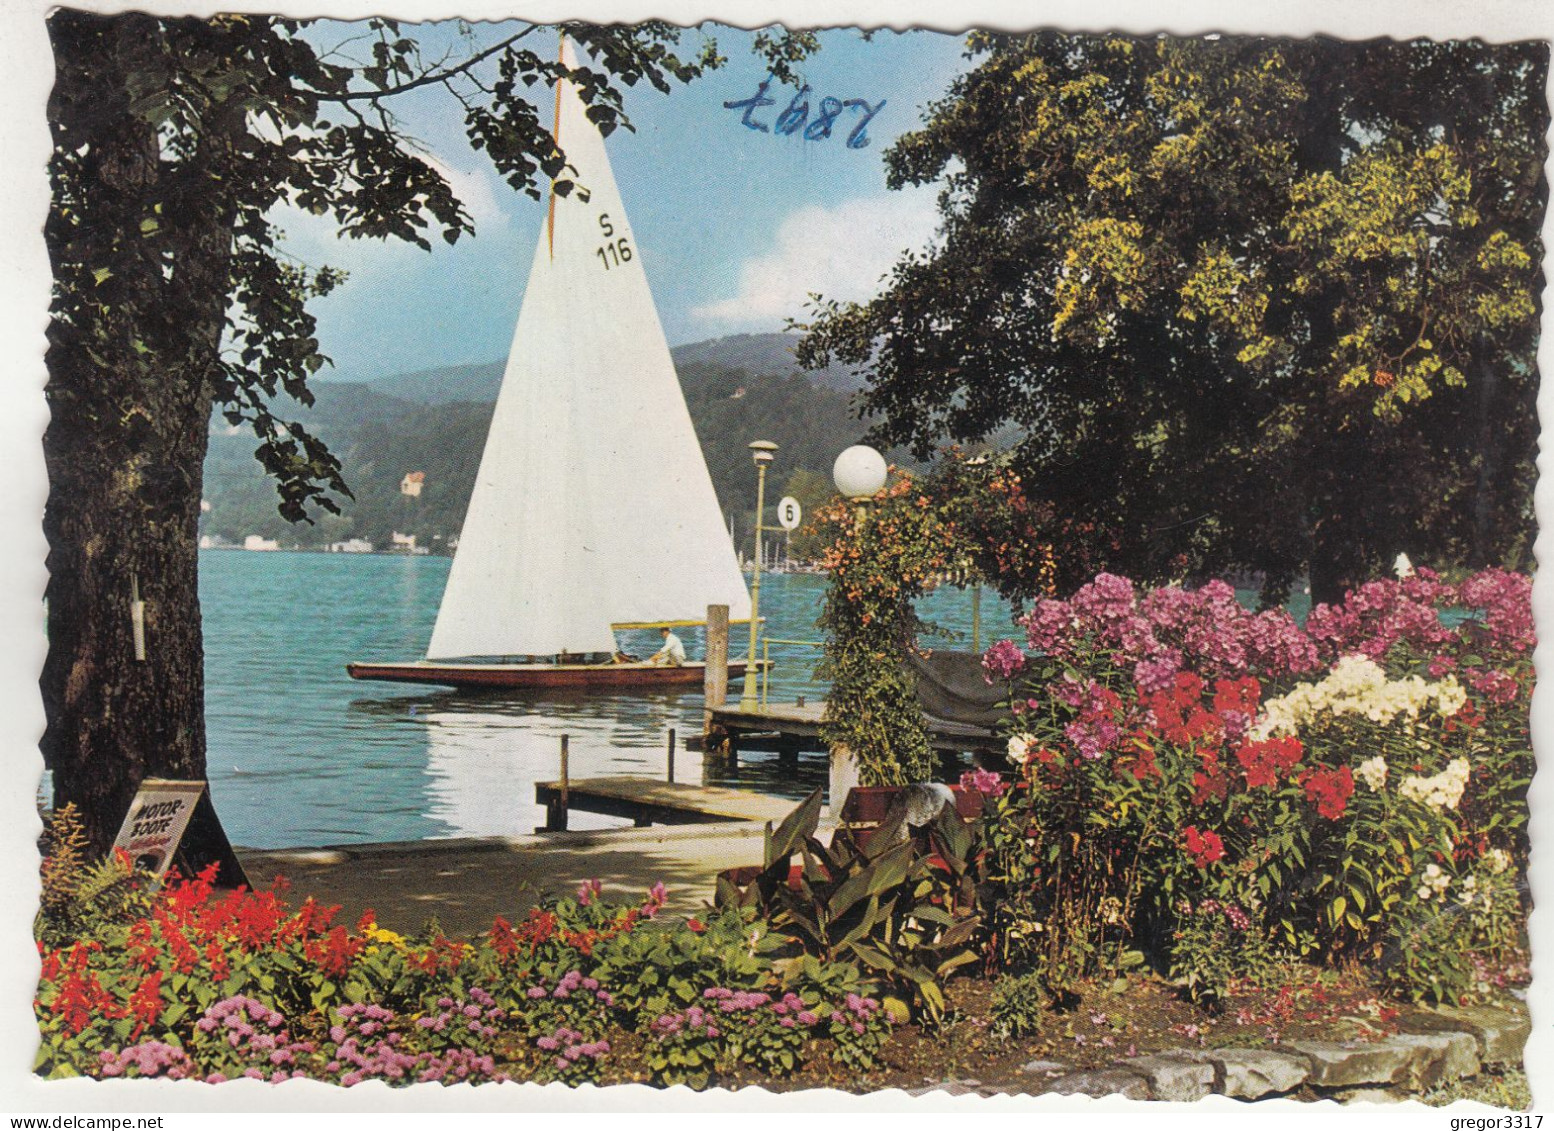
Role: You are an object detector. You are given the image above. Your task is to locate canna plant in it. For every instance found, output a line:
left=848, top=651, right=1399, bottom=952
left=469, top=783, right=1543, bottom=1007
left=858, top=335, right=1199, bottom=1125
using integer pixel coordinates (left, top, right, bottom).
left=716, top=790, right=983, bottom=1023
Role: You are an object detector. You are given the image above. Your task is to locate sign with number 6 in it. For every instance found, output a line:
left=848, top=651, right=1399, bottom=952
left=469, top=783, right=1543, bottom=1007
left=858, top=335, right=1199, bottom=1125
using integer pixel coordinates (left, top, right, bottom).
left=778, top=496, right=802, bottom=531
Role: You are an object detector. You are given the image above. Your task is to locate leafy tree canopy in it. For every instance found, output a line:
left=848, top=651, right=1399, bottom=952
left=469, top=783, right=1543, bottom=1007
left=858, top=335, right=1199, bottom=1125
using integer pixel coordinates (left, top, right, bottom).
left=798, top=32, right=1547, bottom=603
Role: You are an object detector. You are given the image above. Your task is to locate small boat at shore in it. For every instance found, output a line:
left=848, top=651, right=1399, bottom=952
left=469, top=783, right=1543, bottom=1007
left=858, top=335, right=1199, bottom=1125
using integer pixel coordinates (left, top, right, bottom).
left=348, top=36, right=760, bottom=694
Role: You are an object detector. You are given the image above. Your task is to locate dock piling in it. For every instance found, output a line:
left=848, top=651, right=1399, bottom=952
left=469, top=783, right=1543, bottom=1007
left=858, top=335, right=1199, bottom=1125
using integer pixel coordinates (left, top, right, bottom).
left=703, top=604, right=731, bottom=769
left=667, top=727, right=677, bottom=783
left=542, top=734, right=572, bottom=832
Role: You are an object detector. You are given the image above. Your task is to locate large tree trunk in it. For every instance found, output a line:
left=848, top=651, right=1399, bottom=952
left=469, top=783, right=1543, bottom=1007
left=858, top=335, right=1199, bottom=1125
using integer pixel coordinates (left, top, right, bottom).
left=42, top=348, right=218, bottom=858
left=42, top=11, right=241, bottom=863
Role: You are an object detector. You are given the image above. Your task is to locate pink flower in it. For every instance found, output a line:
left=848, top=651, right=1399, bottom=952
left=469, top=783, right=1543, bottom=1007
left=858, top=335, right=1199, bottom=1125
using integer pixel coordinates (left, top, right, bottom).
left=982, top=639, right=1028, bottom=682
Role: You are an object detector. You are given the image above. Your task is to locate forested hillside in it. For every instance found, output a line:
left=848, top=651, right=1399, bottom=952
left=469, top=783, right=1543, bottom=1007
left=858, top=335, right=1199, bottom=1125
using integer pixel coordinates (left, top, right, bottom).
left=200, top=336, right=871, bottom=556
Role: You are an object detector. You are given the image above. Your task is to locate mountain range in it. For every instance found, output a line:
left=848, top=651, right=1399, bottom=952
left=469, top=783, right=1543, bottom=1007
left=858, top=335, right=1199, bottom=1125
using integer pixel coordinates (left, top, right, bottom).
left=200, top=332, right=876, bottom=554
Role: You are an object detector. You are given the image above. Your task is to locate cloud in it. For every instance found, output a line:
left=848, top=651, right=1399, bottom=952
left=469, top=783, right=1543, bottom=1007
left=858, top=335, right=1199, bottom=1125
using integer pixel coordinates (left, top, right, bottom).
left=691, top=189, right=939, bottom=328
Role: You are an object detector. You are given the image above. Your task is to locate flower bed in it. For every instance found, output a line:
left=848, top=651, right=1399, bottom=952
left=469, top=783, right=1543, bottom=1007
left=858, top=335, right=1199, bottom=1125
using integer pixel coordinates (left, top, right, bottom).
left=976, top=567, right=1531, bottom=1006
left=33, top=564, right=1532, bottom=1093
left=33, top=850, right=894, bottom=1087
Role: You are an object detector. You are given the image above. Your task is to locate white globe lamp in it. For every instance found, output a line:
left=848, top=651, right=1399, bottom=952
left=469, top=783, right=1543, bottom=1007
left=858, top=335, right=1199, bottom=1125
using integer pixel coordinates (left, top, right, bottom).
left=832, top=445, right=888, bottom=501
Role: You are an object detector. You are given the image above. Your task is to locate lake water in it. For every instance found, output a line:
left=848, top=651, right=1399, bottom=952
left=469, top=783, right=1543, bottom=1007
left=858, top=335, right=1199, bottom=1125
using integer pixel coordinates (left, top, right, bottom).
left=198, top=550, right=1027, bottom=848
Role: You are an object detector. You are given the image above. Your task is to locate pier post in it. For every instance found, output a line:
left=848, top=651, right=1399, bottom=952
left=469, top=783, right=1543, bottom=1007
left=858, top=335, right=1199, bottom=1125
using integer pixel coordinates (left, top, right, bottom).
left=666, top=727, right=677, bottom=783
left=543, top=734, right=571, bottom=832
left=704, top=605, right=729, bottom=712
left=703, top=604, right=732, bottom=771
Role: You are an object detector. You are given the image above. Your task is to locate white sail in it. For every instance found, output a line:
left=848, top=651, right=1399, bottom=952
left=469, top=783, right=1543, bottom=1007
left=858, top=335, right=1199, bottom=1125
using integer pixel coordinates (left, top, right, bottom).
left=426, top=37, right=752, bottom=660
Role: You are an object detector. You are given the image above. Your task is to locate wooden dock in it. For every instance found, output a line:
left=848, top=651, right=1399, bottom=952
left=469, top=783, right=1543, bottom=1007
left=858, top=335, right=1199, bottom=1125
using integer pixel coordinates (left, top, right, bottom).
left=705, top=702, right=1001, bottom=758
left=535, top=776, right=803, bottom=832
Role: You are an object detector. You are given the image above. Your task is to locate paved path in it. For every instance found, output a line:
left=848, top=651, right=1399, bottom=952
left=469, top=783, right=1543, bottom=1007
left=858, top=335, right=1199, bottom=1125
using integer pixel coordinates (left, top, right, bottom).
left=237, top=821, right=784, bottom=937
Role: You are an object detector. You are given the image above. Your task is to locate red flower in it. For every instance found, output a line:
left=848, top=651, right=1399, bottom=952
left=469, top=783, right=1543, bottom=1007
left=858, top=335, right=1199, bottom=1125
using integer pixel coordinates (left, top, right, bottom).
left=1299, top=765, right=1354, bottom=820
left=1213, top=676, right=1261, bottom=719
left=1236, top=736, right=1304, bottom=789
left=489, top=916, right=518, bottom=962
left=127, top=970, right=164, bottom=1041
left=1191, top=769, right=1229, bottom=805
left=686, top=918, right=706, bottom=934
left=1180, top=826, right=1225, bottom=868
left=204, top=940, right=231, bottom=982
left=304, top=925, right=363, bottom=977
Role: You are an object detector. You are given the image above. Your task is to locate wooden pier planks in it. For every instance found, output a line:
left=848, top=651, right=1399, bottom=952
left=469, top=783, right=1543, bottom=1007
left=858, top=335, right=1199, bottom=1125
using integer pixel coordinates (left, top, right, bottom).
left=706, top=702, right=1001, bottom=755
left=535, top=775, right=801, bottom=831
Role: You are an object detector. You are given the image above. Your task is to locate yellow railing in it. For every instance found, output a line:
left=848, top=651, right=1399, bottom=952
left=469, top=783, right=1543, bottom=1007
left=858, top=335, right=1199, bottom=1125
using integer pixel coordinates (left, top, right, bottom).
left=758, top=636, right=825, bottom=708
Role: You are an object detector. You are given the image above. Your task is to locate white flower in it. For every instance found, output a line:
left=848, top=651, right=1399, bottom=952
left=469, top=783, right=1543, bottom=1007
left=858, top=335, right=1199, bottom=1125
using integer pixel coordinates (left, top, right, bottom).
left=1484, top=848, right=1512, bottom=876
left=1007, top=733, right=1036, bottom=766
left=1398, top=758, right=1470, bottom=811
left=1250, top=656, right=1467, bottom=739
left=1416, top=864, right=1452, bottom=902
left=1356, top=756, right=1389, bottom=791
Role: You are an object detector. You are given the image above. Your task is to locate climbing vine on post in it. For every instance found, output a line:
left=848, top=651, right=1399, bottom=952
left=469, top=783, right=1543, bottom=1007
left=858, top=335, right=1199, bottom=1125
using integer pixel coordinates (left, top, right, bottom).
left=815, top=471, right=955, bottom=785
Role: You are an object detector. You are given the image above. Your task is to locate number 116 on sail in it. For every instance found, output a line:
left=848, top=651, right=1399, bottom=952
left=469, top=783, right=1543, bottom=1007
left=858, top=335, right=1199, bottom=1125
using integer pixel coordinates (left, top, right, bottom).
left=595, top=213, right=633, bottom=270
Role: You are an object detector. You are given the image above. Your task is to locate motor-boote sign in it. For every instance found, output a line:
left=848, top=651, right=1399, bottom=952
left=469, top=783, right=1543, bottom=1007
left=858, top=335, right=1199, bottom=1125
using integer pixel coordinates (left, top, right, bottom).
left=112, top=778, right=208, bottom=878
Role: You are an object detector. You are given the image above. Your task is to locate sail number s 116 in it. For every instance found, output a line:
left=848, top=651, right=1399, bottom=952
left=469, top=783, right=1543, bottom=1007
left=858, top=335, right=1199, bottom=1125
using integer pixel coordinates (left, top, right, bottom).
left=595, top=213, right=633, bottom=271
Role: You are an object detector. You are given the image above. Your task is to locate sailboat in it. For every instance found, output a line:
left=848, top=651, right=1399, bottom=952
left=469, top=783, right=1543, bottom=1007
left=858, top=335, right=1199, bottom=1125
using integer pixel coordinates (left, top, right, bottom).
left=347, top=37, right=761, bottom=692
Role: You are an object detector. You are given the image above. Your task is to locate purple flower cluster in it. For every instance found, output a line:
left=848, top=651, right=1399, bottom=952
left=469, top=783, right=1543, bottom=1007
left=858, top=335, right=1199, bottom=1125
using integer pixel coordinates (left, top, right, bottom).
left=104, top=996, right=319, bottom=1084
left=415, top=988, right=504, bottom=1040
left=1195, top=899, right=1253, bottom=933
left=328, top=1001, right=508, bottom=1086
left=982, top=638, right=1029, bottom=682
left=1305, top=567, right=1534, bottom=667
left=1457, top=569, right=1535, bottom=653
left=1004, top=567, right=1534, bottom=704
left=97, top=1040, right=199, bottom=1081
left=192, top=995, right=316, bottom=1083
left=1305, top=576, right=1455, bottom=663
left=527, top=969, right=615, bottom=1007
left=1053, top=674, right=1121, bottom=760
left=959, top=768, right=1008, bottom=797
left=651, top=1003, right=720, bottom=1039
left=1015, top=573, right=1320, bottom=692
left=826, top=992, right=884, bottom=1037
left=535, top=1026, right=610, bottom=1071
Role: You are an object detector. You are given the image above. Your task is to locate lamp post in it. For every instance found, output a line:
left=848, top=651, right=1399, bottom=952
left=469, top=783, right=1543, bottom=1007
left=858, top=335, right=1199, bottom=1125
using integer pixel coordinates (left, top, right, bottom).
left=825, top=445, right=888, bottom=813
left=740, top=440, right=778, bottom=709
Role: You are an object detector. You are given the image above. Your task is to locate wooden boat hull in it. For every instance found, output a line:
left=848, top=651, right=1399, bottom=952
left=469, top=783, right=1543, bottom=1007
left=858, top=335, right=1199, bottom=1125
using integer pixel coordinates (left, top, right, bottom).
left=346, top=659, right=765, bottom=691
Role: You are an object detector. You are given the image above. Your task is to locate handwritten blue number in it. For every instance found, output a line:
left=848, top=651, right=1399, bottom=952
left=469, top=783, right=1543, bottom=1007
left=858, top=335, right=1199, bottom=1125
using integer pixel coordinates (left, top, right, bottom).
left=844, top=99, right=887, bottom=149
left=804, top=97, right=844, bottom=141
left=723, top=80, right=774, bottom=133
left=775, top=85, right=810, bottom=135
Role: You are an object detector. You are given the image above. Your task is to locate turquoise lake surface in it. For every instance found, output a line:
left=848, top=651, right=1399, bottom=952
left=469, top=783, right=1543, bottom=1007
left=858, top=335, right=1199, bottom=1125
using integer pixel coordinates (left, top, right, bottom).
left=197, top=550, right=1027, bottom=848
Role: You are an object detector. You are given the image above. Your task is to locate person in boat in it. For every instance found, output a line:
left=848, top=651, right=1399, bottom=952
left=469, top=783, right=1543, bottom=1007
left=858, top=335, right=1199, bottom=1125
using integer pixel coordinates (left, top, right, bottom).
left=649, top=626, right=686, bottom=666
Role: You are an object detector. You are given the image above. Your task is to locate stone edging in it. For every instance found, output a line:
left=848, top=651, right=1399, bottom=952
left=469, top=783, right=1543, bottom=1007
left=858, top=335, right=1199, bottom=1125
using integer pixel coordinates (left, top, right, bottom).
left=907, top=1003, right=1529, bottom=1104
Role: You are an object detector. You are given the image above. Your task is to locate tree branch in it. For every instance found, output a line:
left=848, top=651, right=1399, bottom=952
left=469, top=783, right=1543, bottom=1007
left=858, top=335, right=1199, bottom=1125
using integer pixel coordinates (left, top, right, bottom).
left=313, top=25, right=539, bottom=104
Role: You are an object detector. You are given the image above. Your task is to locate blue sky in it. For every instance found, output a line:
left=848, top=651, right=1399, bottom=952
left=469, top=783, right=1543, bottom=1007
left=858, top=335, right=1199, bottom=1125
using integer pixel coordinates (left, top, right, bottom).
left=278, top=22, right=973, bottom=382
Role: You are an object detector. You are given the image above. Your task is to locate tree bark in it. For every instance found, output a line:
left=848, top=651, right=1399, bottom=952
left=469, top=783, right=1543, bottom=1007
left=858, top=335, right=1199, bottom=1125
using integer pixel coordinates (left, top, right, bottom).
left=42, top=12, right=241, bottom=863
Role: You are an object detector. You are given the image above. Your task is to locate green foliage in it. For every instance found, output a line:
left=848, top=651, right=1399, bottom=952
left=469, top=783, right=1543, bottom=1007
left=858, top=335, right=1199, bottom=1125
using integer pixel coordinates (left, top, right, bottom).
left=798, top=32, right=1545, bottom=600
left=36, top=806, right=154, bottom=951
left=988, top=970, right=1048, bottom=1039
left=718, top=789, right=983, bottom=1024
left=815, top=472, right=954, bottom=784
